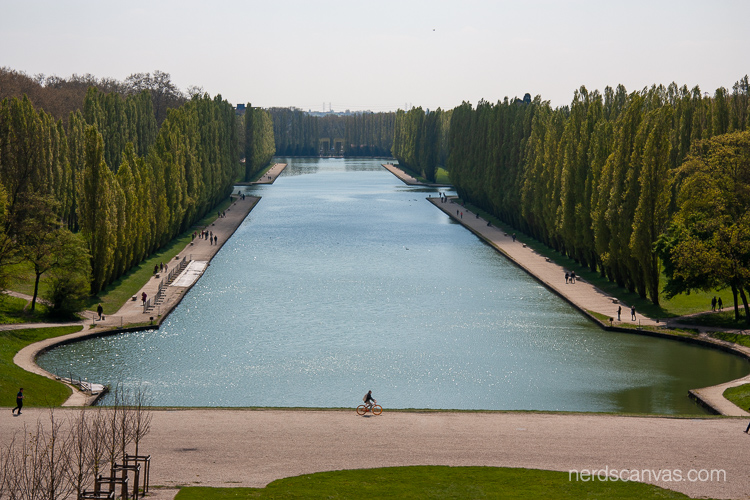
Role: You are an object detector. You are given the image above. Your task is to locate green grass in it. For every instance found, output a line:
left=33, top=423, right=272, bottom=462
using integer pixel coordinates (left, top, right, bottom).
left=174, top=466, right=703, bottom=499
left=711, top=331, right=750, bottom=348
left=0, top=325, right=82, bottom=407
left=723, top=384, right=750, bottom=412
left=6, top=261, right=52, bottom=298
left=677, top=311, right=749, bottom=329
left=435, top=167, right=451, bottom=185
left=0, top=294, right=55, bottom=324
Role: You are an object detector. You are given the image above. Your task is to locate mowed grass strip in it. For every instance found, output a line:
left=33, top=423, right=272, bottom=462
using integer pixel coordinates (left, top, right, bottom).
left=723, top=384, right=750, bottom=412
left=0, top=295, right=52, bottom=324
left=174, top=466, right=702, bottom=499
left=0, top=325, right=82, bottom=407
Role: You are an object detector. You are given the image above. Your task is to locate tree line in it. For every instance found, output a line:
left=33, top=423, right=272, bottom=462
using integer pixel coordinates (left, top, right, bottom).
left=268, top=108, right=395, bottom=157
left=0, top=68, right=193, bottom=128
left=430, top=77, right=750, bottom=321
left=0, top=71, right=273, bottom=311
left=388, top=79, right=749, bottom=320
left=391, top=107, right=451, bottom=182
left=243, top=105, right=275, bottom=181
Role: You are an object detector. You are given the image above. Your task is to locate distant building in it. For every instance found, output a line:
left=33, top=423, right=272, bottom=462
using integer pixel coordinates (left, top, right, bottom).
left=235, top=104, right=246, bottom=116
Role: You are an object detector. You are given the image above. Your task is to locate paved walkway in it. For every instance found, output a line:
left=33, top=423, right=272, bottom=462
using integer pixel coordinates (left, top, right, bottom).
left=2, top=409, right=750, bottom=499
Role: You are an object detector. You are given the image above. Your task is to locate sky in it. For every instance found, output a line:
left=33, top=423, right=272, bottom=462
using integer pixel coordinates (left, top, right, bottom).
left=1, top=0, right=748, bottom=112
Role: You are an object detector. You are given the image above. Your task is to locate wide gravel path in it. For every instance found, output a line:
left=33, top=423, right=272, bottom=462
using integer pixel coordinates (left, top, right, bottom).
left=3, top=409, right=749, bottom=499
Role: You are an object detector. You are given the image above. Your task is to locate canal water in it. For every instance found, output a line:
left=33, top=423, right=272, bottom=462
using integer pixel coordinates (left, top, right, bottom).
left=38, top=158, right=749, bottom=413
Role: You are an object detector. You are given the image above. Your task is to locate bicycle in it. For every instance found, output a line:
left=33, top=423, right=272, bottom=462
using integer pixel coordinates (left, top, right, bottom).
left=356, top=402, right=383, bottom=415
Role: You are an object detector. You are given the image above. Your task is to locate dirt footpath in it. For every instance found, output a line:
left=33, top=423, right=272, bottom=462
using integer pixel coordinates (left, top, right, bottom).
left=3, top=409, right=749, bottom=499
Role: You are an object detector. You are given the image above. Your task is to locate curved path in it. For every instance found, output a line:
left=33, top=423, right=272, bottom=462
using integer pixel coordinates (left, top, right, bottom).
left=1, top=408, right=749, bottom=499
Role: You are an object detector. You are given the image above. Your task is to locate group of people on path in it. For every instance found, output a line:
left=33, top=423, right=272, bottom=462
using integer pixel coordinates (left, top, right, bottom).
left=194, top=230, right=218, bottom=245
left=616, top=305, right=637, bottom=321
left=711, top=296, right=724, bottom=312
left=565, top=271, right=577, bottom=284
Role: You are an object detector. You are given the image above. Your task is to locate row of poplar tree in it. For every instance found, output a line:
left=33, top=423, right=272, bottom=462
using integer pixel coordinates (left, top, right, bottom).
left=428, top=78, right=750, bottom=318
left=0, top=84, right=275, bottom=312
left=391, top=107, right=452, bottom=183
left=269, top=108, right=394, bottom=157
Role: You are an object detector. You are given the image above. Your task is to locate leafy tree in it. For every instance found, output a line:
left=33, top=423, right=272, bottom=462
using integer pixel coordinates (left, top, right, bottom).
left=14, top=194, right=67, bottom=311
left=77, top=125, right=116, bottom=293
left=44, top=231, right=91, bottom=316
left=660, top=131, right=750, bottom=322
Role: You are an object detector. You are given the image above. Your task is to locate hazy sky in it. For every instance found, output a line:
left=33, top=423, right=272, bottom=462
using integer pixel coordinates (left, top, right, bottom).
left=1, top=0, right=748, bottom=112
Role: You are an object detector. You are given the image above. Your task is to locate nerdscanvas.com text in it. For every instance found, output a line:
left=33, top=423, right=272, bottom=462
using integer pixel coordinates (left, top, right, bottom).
left=569, top=467, right=727, bottom=483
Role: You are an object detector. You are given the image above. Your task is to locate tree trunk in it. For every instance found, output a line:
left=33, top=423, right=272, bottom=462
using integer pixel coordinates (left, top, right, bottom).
left=31, top=270, right=41, bottom=312
left=740, top=287, right=750, bottom=325
left=732, top=284, right=740, bottom=321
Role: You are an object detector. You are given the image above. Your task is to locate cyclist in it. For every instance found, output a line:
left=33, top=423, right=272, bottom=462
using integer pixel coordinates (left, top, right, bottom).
left=363, top=390, right=376, bottom=409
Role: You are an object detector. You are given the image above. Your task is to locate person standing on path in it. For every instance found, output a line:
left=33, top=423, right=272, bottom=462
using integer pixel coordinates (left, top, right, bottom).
left=97, top=303, right=103, bottom=320
left=631, top=305, right=636, bottom=321
left=12, top=388, right=23, bottom=415
left=617, top=306, right=621, bottom=321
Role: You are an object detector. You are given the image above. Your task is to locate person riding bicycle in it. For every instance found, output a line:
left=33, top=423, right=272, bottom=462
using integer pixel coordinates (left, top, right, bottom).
left=363, top=390, right=376, bottom=409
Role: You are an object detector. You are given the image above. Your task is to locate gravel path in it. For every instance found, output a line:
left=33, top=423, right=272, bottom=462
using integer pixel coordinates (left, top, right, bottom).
left=2, top=408, right=749, bottom=499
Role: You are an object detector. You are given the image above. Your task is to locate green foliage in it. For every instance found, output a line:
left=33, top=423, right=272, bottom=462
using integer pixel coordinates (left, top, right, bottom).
left=660, top=131, right=750, bottom=322
left=1, top=87, right=245, bottom=301
left=44, top=231, right=91, bottom=316
left=0, top=326, right=81, bottom=407
left=244, top=105, right=275, bottom=181
left=447, top=77, right=750, bottom=307
left=392, top=107, right=448, bottom=182
left=174, top=466, right=701, bottom=500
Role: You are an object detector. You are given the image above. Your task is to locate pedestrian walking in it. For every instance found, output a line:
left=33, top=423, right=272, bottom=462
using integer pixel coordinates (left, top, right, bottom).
left=617, top=306, right=621, bottom=321
left=570, top=271, right=576, bottom=284
left=631, top=305, right=636, bottom=321
left=718, top=297, right=723, bottom=311
left=11, top=388, right=23, bottom=415
left=97, top=303, right=103, bottom=320
left=565, top=272, right=569, bottom=284
left=712, top=296, right=717, bottom=311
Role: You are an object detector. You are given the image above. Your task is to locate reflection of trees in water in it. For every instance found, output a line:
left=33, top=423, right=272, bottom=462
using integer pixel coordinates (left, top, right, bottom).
left=283, top=163, right=319, bottom=176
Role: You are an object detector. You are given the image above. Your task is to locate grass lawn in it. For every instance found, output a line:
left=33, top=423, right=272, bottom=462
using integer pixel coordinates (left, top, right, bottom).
left=723, top=384, right=750, bottom=412
left=0, top=325, right=81, bottom=407
left=678, top=311, right=749, bottom=329
left=174, top=466, right=702, bottom=499
left=711, top=331, right=750, bottom=348
left=435, top=167, right=451, bottom=185
left=0, top=294, right=54, bottom=324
